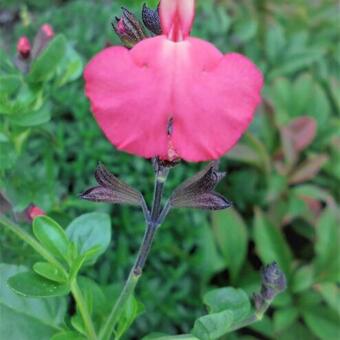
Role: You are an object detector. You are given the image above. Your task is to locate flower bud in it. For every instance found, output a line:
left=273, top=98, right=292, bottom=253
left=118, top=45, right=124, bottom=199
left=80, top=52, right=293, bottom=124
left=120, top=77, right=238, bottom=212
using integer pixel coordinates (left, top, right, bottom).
left=16, top=36, right=31, bottom=59
left=252, top=262, right=286, bottom=317
left=31, top=23, right=55, bottom=59
left=142, top=3, right=162, bottom=35
left=41, top=23, right=54, bottom=38
left=112, top=7, right=146, bottom=48
left=261, top=261, right=287, bottom=293
left=26, top=205, right=45, bottom=221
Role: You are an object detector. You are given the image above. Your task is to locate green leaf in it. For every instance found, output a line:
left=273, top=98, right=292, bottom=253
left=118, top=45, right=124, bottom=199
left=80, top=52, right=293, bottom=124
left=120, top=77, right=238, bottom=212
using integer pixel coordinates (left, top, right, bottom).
left=71, top=313, right=86, bottom=336
left=8, top=271, right=70, bottom=297
left=270, top=48, right=325, bottom=79
left=265, top=24, right=285, bottom=62
left=191, top=310, right=234, bottom=340
left=0, top=48, right=17, bottom=74
left=192, top=223, right=226, bottom=279
left=51, top=331, right=86, bottom=340
left=66, top=212, right=111, bottom=265
left=29, top=34, right=67, bottom=82
left=9, top=103, right=51, bottom=127
left=33, top=216, right=70, bottom=262
left=0, top=264, right=67, bottom=340
left=0, top=83, right=40, bottom=115
left=302, top=306, right=340, bottom=340
left=203, top=287, right=251, bottom=324
left=314, top=208, right=340, bottom=282
left=116, top=294, right=144, bottom=339
left=253, top=208, right=293, bottom=276
left=0, top=75, right=22, bottom=95
left=318, top=283, right=340, bottom=315
left=274, top=307, right=299, bottom=332
left=291, top=265, right=314, bottom=293
left=0, top=140, right=17, bottom=171
left=278, top=322, right=316, bottom=340
left=248, top=315, right=273, bottom=337
left=77, top=276, right=107, bottom=317
left=212, top=209, right=248, bottom=281
left=307, top=83, right=331, bottom=127
left=55, top=44, right=83, bottom=87
left=0, top=304, right=57, bottom=340
left=143, top=334, right=199, bottom=340
left=33, top=262, right=68, bottom=283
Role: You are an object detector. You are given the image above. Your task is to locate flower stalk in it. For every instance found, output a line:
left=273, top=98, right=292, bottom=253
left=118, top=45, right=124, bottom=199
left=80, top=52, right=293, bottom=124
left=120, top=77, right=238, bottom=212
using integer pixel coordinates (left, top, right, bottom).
left=99, top=160, right=169, bottom=340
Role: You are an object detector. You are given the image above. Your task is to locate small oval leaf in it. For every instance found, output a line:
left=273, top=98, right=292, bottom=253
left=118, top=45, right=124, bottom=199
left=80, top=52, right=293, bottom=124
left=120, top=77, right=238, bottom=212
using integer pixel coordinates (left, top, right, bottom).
left=8, top=271, right=69, bottom=297
left=33, top=216, right=70, bottom=262
left=33, top=262, right=68, bottom=283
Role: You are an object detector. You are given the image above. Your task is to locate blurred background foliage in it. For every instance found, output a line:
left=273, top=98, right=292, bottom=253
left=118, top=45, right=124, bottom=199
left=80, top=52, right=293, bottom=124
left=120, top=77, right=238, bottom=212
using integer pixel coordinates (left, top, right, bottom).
left=0, top=0, right=339, bottom=339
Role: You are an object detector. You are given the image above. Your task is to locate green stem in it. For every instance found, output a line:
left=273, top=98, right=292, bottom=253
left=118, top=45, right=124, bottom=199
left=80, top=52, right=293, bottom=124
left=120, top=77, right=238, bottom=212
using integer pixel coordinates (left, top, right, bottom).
left=71, top=279, right=98, bottom=340
left=99, top=163, right=169, bottom=340
left=0, top=215, right=66, bottom=276
left=228, top=299, right=272, bottom=332
left=99, top=269, right=140, bottom=340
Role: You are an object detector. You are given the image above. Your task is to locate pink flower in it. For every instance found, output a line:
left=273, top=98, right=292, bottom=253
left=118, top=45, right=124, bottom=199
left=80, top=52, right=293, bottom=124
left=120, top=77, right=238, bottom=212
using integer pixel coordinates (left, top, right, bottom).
left=17, top=36, right=31, bottom=59
left=84, top=0, right=263, bottom=162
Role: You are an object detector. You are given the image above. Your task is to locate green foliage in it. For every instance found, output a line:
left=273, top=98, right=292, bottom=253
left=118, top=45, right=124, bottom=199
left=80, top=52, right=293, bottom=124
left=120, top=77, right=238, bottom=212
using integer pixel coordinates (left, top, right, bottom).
left=8, top=271, right=70, bottom=297
left=33, top=216, right=70, bottom=261
left=66, top=212, right=112, bottom=265
left=0, top=264, right=67, bottom=340
left=28, top=34, right=67, bottom=82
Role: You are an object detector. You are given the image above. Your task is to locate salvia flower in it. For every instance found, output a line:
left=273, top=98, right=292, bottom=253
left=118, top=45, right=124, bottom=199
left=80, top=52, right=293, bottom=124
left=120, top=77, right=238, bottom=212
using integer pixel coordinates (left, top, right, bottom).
left=84, top=0, right=263, bottom=162
left=16, top=36, right=31, bottom=59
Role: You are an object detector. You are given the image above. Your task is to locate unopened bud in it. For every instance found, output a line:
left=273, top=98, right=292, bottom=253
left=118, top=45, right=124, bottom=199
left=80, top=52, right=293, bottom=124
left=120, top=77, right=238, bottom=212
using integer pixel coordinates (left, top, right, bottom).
left=26, top=205, right=45, bottom=221
left=41, top=23, right=54, bottom=38
left=112, top=7, right=146, bottom=48
left=17, top=36, right=31, bottom=59
left=252, top=262, right=286, bottom=318
left=31, top=23, right=55, bottom=58
left=262, top=261, right=286, bottom=293
left=142, top=3, right=162, bottom=35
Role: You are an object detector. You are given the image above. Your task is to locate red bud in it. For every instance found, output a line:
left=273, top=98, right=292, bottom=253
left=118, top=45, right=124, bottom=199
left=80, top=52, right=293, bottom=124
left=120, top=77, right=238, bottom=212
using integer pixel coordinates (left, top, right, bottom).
left=41, top=23, right=54, bottom=38
left=26, top=205, right=45, bottom=220
left=17, top=36, right=31, bottom=59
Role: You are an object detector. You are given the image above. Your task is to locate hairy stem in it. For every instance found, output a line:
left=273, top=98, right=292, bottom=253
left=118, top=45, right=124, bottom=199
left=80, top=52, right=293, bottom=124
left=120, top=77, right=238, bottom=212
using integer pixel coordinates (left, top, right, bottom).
left=71, top=279, right=98, bottom=340
left=99, top=164, right=169, bottom=340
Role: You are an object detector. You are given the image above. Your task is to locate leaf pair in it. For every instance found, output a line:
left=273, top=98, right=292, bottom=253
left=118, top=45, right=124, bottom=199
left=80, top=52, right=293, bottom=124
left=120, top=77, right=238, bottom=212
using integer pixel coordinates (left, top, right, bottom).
left=7, top=213, right=111, bottom=298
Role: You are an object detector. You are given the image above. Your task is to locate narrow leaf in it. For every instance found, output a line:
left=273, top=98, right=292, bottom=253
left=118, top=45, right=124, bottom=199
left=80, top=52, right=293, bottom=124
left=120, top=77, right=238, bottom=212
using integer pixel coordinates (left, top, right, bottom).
left=212, top=209, right=248, bottom=281
left=253, top=208, right=293, bottom=276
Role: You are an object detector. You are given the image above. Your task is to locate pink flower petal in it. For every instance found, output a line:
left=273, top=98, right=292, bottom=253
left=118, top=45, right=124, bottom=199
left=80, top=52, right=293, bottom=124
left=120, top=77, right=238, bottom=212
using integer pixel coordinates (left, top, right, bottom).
left=84, top=36, right=263, bottom=162
left=160, top=0, right=195, bottom=40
